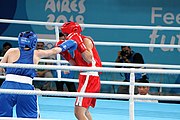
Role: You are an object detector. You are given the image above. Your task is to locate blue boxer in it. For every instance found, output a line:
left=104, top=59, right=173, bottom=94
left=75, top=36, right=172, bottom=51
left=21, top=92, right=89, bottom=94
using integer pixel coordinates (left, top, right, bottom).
left=0, top=31, right=39, bottom=118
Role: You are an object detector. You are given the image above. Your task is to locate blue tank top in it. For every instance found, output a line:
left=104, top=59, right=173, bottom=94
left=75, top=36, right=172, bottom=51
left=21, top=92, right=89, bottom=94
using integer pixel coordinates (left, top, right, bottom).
left=6, top=48, right=37, bottom=78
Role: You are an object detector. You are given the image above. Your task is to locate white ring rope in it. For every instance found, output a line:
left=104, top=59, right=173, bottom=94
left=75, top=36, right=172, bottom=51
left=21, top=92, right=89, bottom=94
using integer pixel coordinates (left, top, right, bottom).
left=0, top=63, right=180, bottom=88
left=0, top=36, right=54, bottom=43
left=34, top=59, right=180, bottom=69
left=95, top=41, right=180, bottom=48
left=0, top=75, right=180, bottom=88
left=0, top=57, right=180, bottom=69
left=0, top=19, right=180, bottom=30
left=0, top=63, right=180, bottom=74
left=0, top=36, right=180, bottom=49
left=0, top=57, right=179, bottom=69
left=0, top=89, right=180, bottom=101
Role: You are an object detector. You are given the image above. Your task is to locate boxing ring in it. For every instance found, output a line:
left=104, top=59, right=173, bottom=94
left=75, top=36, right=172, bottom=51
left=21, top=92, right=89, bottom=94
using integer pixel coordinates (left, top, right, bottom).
left=0, top=19, right=180, bottom=120
left=17, top=96, right=180, bottom=120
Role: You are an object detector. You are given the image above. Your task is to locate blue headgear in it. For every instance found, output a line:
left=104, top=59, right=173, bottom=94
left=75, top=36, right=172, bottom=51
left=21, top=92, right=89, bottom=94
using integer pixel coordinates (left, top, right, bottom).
left=18, top=31, right=37, bottom=49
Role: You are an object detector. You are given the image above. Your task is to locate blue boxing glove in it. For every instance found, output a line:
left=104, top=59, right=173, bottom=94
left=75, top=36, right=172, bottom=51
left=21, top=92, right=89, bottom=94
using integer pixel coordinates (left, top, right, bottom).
left=59, top=40, right=77, bottom=52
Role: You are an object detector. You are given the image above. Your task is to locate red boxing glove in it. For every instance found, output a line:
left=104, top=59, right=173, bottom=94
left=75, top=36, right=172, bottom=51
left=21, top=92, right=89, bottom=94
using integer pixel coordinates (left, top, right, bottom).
left=77, top=42, right=87, bottom=53
left=67, top=33, right=87, bottom=53
left=60, top=50, right=72, bottom=61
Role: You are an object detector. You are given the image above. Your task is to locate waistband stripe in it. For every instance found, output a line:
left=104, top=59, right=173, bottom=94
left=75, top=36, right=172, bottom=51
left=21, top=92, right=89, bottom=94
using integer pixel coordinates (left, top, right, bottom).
left=5, top=74, right=33, bottom=85
left=80, top=72, right=99, bottom=76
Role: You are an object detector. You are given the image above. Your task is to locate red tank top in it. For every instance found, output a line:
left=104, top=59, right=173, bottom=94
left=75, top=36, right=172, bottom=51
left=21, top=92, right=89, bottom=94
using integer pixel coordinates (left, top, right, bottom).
left=67, top=33, right=102, bottom=67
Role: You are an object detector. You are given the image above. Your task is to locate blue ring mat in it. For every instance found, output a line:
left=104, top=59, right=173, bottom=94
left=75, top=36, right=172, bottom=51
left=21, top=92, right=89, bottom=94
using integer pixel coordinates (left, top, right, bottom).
left=13, top=96, right=180, bottom=120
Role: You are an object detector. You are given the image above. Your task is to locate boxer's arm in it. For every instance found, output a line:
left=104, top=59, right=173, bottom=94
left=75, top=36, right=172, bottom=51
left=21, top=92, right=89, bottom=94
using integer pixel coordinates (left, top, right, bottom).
left=67, top=34, right=92, bottom=64
left=69, top=59, right=77, bottom=66
left=60, top=50, right=73, bottom=61
left=0, top=53, right=8, bottom=64
left=60, top=51, right=76, bottom=65
left=36, top=40, right=77, bottom=59
left=0, top=48, right=10, bottom=74
left=81, top=38, right=93, bottom=64
left=67, top=33, right=87, bottom=53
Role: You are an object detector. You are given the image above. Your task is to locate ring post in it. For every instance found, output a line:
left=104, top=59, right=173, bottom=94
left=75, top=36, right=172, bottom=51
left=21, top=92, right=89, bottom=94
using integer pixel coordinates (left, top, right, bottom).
left=55, top=26, right=61, bottom=80
left=129, top=68, right=135, bottom=120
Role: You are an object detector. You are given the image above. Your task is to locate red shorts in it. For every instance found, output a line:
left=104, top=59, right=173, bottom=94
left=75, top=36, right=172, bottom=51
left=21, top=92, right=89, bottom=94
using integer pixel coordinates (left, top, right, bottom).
left=75, top=72, right=101, bottom=108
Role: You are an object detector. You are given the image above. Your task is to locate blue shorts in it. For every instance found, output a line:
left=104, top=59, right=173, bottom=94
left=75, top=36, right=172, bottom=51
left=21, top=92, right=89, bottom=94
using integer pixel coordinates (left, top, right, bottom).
left=0, top=81, right=39, bottom=118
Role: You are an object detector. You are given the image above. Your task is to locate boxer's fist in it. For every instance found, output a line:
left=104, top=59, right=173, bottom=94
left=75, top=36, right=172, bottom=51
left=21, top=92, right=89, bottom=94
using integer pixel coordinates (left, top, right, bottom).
left=56, top=40, right=77, bottom=52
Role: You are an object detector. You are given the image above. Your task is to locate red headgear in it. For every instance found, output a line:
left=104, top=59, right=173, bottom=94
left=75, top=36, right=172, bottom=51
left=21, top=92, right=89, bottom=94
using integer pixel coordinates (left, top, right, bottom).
left=61, top=21, right=82, bottom=35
